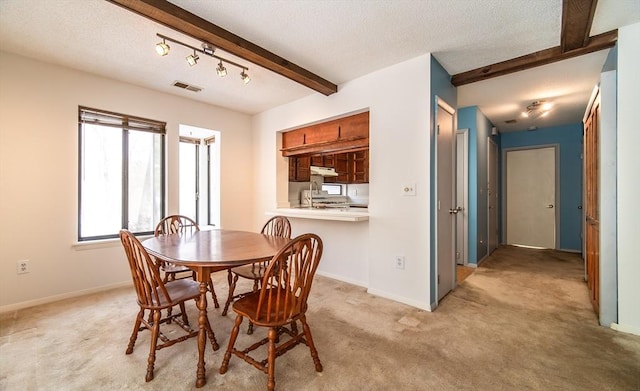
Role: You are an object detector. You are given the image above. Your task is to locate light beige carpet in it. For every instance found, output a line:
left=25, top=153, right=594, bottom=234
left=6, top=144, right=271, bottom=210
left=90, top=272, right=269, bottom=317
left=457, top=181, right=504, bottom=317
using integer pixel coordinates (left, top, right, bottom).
left=1, top=245, right=639, bottom=390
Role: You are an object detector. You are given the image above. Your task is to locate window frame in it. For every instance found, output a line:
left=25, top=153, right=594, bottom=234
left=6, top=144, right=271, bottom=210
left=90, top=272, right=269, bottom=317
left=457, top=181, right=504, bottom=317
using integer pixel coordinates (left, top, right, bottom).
left=179, top=136, right=200, bottom=224
left=77, top=106, right=166, bottom=241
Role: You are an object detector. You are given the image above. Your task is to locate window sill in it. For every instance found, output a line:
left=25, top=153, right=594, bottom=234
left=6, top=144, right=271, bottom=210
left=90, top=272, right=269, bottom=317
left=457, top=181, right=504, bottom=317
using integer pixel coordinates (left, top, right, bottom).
left=72, top=234, right=153, bottom=251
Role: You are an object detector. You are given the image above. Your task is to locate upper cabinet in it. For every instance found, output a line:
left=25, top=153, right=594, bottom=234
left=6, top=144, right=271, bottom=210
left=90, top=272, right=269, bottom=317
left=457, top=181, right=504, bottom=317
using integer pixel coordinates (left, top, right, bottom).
left=281, top=111, right=369, bottom=157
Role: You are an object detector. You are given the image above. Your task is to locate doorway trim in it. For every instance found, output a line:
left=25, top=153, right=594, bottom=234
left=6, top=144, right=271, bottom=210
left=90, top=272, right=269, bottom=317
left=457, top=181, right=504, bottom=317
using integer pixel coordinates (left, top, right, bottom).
left=487, top=138, right=499, bottom=255
left=433, top=96, right=456, bottom=308
left=456, top=129, right=469, bottom=265
left=501, top=144, right=560, bottom=248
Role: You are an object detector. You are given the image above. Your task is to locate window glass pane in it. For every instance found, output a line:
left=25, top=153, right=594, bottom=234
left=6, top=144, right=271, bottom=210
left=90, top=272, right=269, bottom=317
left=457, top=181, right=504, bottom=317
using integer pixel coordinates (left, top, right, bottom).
left=80, top=124, right=122, bottom=237
left=128, top=131, right=162, bottom=232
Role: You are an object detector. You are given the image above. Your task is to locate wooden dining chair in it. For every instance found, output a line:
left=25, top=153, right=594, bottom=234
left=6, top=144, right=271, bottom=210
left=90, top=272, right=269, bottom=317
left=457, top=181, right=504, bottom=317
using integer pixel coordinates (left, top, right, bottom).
left=119, top=229, right=219, bottom=382
left=220, top=233, right=323, bottom=391
left=221, top=216, right=292, bottom=334
left=154, top=214, right=220, bottom=308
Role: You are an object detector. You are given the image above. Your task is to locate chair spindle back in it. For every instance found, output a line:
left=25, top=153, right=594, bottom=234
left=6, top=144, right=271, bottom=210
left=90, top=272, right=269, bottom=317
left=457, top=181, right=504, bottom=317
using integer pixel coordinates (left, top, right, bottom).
left=154, top=215, right=199, bottom=237
left=261, top=216, right=292, bottom=239
left=256, top=233, right=322, bottom=323
left=120, top=229, right=171, bottom=309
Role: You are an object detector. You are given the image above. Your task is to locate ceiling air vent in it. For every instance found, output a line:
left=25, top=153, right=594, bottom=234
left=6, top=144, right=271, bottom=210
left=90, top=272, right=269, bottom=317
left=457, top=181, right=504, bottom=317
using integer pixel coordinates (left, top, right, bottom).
left=505, top=119, right=517, bottom=124
left=172, top=81, right=203, bottom=93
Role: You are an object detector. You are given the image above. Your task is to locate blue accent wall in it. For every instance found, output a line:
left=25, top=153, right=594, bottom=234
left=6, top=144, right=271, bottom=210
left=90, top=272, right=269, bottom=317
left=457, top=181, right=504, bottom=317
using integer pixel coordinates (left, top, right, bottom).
left=430, top=55, right=457, bottom=303
left=457, top=106, right=496, bottom=264
left=500, top=124, right=584, bottom=251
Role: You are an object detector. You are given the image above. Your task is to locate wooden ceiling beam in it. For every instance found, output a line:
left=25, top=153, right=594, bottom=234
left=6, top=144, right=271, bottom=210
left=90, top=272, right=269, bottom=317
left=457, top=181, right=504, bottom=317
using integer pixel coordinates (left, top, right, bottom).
left=561, top=0, right=599, bottom=52
left=451, top=30, right=616, bottom=87
left=452, top=0, right=608, bottom=87
left=107, top=0, right=338, bottom=96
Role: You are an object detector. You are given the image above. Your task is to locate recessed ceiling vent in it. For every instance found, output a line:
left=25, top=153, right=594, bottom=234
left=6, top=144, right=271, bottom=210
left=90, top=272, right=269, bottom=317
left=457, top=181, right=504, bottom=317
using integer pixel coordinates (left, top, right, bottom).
left=505, top=119, right=517, bottom=124
left=172, top=81, right=202, bottom=92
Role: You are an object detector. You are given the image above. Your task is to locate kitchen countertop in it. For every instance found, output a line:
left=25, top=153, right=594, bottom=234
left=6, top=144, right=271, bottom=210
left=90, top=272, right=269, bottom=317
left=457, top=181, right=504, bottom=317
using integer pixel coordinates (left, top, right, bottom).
left=268, top=206, right=369, bottom=222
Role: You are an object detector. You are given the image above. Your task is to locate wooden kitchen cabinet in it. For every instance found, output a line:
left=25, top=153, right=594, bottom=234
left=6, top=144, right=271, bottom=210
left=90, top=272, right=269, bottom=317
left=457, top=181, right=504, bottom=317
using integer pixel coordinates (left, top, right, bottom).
left=281, top=111, right=369, bottom=157
left=350, top=150, right=369, bottom=183
left=337, top=112, right=369, bottom=140
left=289, top=155, right=311, bottom=182
left=288, top=151, right=368, bottom=183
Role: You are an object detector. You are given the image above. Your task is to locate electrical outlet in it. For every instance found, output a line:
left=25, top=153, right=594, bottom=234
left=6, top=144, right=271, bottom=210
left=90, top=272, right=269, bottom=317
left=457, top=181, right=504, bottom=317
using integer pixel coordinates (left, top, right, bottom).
left=17, top=260, right=30, bottom=274
left=395, top=255, right=405, bottom=270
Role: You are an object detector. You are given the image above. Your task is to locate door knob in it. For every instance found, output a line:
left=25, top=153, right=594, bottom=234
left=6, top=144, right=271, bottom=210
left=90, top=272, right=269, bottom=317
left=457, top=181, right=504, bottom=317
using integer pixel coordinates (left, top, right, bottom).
left=547, top=204, right=554, bottom=208
left=449, top=206, right=463, bottom=214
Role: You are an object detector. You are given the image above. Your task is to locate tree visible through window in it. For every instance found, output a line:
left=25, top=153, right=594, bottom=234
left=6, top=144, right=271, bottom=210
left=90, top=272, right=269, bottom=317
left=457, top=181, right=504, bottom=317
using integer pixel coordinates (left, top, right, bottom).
left=78, top=107, right=165, bottom=241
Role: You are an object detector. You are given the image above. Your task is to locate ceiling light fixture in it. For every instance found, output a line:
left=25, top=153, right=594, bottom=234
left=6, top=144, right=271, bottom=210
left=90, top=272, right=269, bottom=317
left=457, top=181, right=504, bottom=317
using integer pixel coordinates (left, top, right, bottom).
left=186, top=50, right=199, bottom=66
left=155, top=39, right=170, bottom=56
left=240, top=70, right=251, bottom=84
left=521, top=100, right=552, bottom=119
left=155, top=33, right=249, bottom=83
left=216, top=61, right=227, bottom=77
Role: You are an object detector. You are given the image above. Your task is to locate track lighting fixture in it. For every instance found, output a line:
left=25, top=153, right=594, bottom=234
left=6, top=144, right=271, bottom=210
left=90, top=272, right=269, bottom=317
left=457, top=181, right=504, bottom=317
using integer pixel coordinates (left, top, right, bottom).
left=216, top=61, right=227, bottom=77
left=186, top=51, right=199, bottom=66
left=155, top=39, right=170, bottom=56
left=155, top=33, right=250, bottom=84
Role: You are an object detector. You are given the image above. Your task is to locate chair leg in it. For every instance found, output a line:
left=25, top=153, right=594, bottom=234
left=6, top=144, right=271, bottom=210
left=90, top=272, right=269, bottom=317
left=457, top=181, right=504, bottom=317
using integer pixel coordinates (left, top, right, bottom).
left=222, top=271, right=238, bottom=316
left=145, top=310, right=161, bottom=382
left=126, top=309, right=144, bottom=354
left=300, top=315, right=323, bottom=372
left=179, top=302, right=189, bottom=326
left=200, top=299, right=219, bottom=351
left=220, top=315, right=243, bottom=374
left=209, top=280, right=220, bottom=309
left=267, top=327, right=277, bottom=391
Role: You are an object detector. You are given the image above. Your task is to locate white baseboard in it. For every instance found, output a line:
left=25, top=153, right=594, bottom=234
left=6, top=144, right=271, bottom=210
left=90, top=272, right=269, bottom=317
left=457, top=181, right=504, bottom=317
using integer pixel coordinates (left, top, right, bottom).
left=0, top=281, right=132, bottom=314
left=316, top=270, right=367, bottom=288
left=611, top=322, right=640, bottom=336
left=366, top=287, right=432, bottom=312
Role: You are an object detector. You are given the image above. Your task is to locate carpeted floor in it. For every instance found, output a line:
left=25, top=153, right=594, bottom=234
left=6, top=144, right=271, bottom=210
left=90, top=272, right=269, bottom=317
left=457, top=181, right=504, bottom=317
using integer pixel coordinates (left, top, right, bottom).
left=1, top=245, right=639, bottom=390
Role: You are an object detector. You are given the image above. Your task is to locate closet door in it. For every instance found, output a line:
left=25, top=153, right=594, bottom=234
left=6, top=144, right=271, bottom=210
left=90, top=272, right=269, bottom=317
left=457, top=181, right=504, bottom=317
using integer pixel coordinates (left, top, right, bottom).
left=584, top=95, right=600, bottom=314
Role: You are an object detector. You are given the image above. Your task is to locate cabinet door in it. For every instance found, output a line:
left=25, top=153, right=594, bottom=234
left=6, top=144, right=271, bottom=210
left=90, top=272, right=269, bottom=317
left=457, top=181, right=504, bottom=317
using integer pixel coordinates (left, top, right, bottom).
left=338, top=112, right=369, bottom=140
left=282, top=128, right=306, bottom=149
left=334, top=153, right=350, bottom=183
left=296, top=156, right=311, bottom=182
left=305, top=121, right=340, bottom=145
left=351, top=150, right=369, bottom=183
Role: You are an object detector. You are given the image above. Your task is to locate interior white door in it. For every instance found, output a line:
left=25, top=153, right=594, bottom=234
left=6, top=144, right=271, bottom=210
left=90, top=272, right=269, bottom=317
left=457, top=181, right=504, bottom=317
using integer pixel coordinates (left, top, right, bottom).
left=436, top=100, right=456, bottom=301
left=506, top=147, right=556, bottom=248
left=456, top=130, right=468, bottom=265
left=487, top=139, right=499, bottom=254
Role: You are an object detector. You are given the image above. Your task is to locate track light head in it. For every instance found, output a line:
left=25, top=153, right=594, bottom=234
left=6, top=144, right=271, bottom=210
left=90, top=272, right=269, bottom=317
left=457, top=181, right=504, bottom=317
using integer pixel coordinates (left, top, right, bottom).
left=216, top=61, right=227, bottom=77
left=186, top=51, right=199, bottom=66
left=155, top=40, right=170, bottom=56
left=240, top=70, right=251, bottom=84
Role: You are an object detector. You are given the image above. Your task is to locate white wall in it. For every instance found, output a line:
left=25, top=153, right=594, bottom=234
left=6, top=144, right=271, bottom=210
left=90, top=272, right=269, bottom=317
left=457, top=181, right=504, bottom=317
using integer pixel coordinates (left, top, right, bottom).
left=615, top=22, right=640, bottom=335
left=251, top=55, right=434, bottom=309
left=0, top=52, right=253, bottom=310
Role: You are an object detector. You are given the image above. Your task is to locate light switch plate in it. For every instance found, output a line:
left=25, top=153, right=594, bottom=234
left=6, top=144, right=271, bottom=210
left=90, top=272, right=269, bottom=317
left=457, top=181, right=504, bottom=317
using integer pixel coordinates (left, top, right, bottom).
left=402, top=183, right=416, bottom=196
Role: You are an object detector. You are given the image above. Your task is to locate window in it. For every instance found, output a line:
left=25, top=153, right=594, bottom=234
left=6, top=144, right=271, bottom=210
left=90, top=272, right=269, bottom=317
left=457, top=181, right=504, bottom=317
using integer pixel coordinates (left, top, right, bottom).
left=78, top=106, right=165, bottom=241
left=179, top=137, right=199, bottom=222
left=178, top=124, right=220, bottom=228
left=322, top=184, right=344, bottom=195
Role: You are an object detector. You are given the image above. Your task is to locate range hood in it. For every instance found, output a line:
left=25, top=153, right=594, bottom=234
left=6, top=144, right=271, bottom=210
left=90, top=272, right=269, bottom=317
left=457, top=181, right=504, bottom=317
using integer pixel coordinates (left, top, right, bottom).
left=310, top=166, right=339, bottom=177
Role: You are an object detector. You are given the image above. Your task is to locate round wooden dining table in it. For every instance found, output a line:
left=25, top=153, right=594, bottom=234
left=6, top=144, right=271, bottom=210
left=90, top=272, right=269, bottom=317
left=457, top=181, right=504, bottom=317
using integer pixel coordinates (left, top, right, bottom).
left=143, top=229, right=291, bottom=388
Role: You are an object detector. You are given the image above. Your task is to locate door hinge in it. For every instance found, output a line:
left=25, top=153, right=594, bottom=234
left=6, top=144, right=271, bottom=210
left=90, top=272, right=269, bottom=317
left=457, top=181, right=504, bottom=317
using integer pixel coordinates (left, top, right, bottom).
left=437, top=125, right=440, bottom=134
left=437, top=274, right=440, bottom=284
left=456, top=252, right=460, bottom=260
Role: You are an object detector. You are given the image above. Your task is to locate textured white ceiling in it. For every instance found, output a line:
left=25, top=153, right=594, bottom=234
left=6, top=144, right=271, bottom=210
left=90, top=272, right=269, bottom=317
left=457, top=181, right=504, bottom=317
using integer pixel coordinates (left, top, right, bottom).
left=0, top=0, right=638, bottom=131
